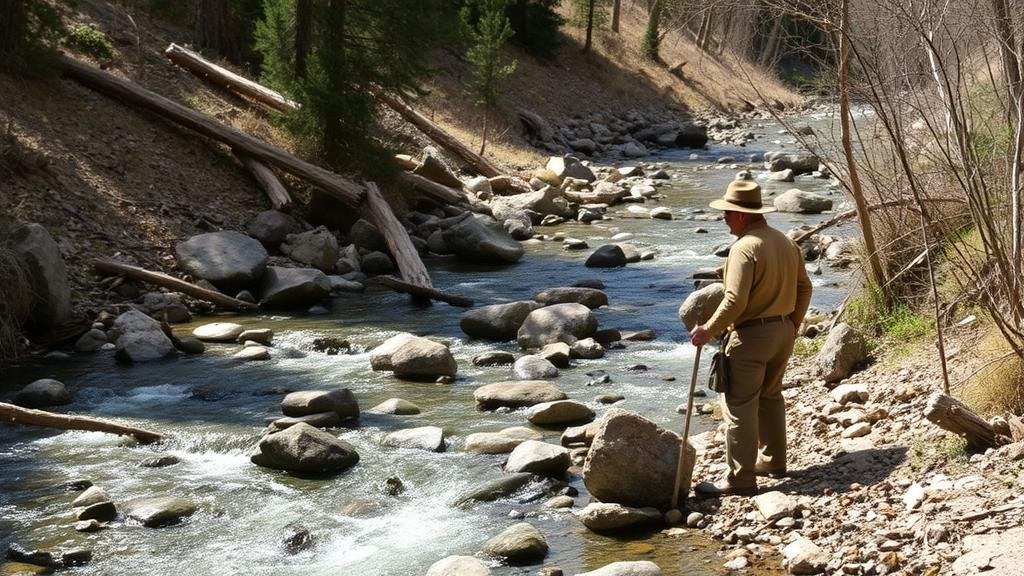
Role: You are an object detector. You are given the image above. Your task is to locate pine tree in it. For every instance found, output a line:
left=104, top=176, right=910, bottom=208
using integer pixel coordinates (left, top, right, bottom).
left=0, top=0, right=63, bottom=74
left=505, top=0, right=564, bottom=58
left=571, top=0, right=607, bottom=52
left=463, top=0, right=516, bottom=155
left=641, top=0, right=662, bottom=61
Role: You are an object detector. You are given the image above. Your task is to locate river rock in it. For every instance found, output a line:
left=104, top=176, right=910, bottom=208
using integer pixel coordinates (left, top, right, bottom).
left=490, top=186, right=573, bottom=220
left=782, top=538, right=827, bottom=574
left=768, top=169, right=795, bottom=182
left=766, top=152, right=819, bottom=174
left=472, top=350, right=516, bottom=366
left=74, top=328, right=108, bottom=353
left=504, top=440, right=571, bottom=476
left=175, top=231, right=268, bottom=291
left=123, top=496, right=197, bottom=527
left=236, top=329, right=272, bottom=345
left=193, top=322, right=245, bottom=342
left=281, top=226, right=339, bottom=272
left=576, top=502, right=662, bottom=531
left=427, top=555, right=492, bottom=576
left=281, top=388, right=359, bottom=419
left=414, top=147, right=463, bottom=188
left=111, top=309, right=175, bottom=363
left=649, top=207, right=673, bottom=220
left=442, top=213, right=525, bottom=264
left=251, top=422, right=359, bottom=474
left=456, top=472, right=536, bottom=504
left=561, top=422, right=601, bottom=446
left=360, top=251, right=394, bottom=274
left=543, top=156, right=596, bottom=185
left=583, top=409, right=694, bottom=508
left=464, top=427, right=544, bottom=454
left=534, top=287, right=608, bottom=309
left=268, top=412, right=342, bottom=433
left=246, top=210, right=301, bottom=248
left=14, top=378, right=70, bottom=408
left=527, top=400, right=594, bottom=426
left=348, top=219, right=387, bottom=253
left=70, top=486, right=109, bottom=509
left=630, top=184, right=657, bottom=198
left=831, top=383, right=869, bottom=405
left=233, top=345, right=270, bottom=360
left=382, top=426, right=446, bottom=452
left=140, top=455, right=181, bottom=468
left=369, top=333, right=457, bottom=379
left=576, top=561, right=662, bottom=576
left=754, top=491, right=798, bottom=521
left=678, top=283, right=726, bottom=331
left=539, top=342, right=571, bottom=368
left=281, top=522, right=314, bottom=555
left=570, top=338, right=604, bottom=359
left=461, top=301, right=544, bottom=341
left=774, top=189, right=834, bottom=214
left=173, top=336, right=205, bottom=355
left=260, top=266, right=331, bottom=309
left=8, top=223, right=71, bottom=327
left=482, top=522, right=549, bottom=563
left=514, top=355, right=559, bottom=379
left=367, top=398, right=420, bottom=415
left=816, top=323, right=868, bottom=384
left=474, top=381, right=567, bottom=409
left=75, top=519, right=105, bottom=533
left=517, top=303, right=598, bottom=349
left=75, top=501, right=117, bottom=523
left=584, top=244, right=627, bottom=268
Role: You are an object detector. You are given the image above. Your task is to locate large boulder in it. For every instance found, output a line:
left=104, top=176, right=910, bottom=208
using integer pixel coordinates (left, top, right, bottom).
left=281, top=388, right=359, bottom=420
left=464, top=427, right=543, bottom=454
left=816, top=323, right=868, bottom=384
left=246, top=210, right=301, bottom=249
left=504, top=440, right=571, bottom=476
left=585, top=245, right=627, bottom=268
left=490, top=186, right=573, bottom=220
left=281, top=227, right=339, bottom=272
left=766, top=152, right=819, bottom=175
left=442, top=214, right=525, bottom=264
left=348, top=219, right=387, bottom=253
left=259, top=266, right=331, bottom=309
left=482, top=522, right=549, bottom=564
left=541, top=156, right=596, bottom=186
left=576, top=561, right=662, bottom=576
left=122, top=496, right=196, bottom=528
left=534, top=287, right=608, bottom=309
left=678, top=283, right=725, bottom=331
left=513, top=355, right=559, bottom=380
left=8, top=223, right=71, bottom=327
left=582, top=409, right=695, bottom=509
left=175, top=231, right=268, bottom=291
left=526, top=400, right=595, bottom=426
left=14, top=378, right=70, bottom=408
left=461, top=301, right=544, bottom=341
left=250, top=422, right=360, bottom=474
left=676, top=122, right=709, bottom=148
left=474, top=381, right=567, bottom=409
left=382, top=426, right=446, bottom=452
left=369, top=333, right=457, bottom=379
left=517, top=303, right=598, bottom=349
left=426, top=556, right=492, bottom=576
left=773, top=189, right=834, bottom=214
left=111, top=309, right=175, bottom=363
left=576, top=502, right=662, bottom=532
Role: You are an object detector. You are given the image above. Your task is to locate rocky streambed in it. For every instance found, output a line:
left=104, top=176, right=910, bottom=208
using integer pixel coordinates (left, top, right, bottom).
left=1, top=114, right=859, bottom=575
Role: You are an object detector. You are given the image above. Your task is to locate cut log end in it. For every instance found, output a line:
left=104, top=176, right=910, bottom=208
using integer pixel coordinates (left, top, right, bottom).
left=924, top=392, right=1011, bottom=449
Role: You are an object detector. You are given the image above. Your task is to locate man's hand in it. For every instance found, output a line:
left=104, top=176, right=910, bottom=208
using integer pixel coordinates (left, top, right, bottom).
left=690, top=324, right=712, bottom=346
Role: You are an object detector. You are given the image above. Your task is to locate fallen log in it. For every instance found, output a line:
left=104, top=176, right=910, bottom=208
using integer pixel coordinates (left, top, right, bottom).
left=0, top=402, right=163, bottom=443
left=94, top=259, right=258, bottom=311
left=164, top=43, right=299, bottom=113
left=369, top=85, right=502, bottom=178
left=361, top=182, right=433, bottom=289
left=236, top=152, right=293, bottom=212
left=375, top=275, right=474, bottom=307
left=400, top=171, right=465, bottom=206
left=59, top=55, right=362, bottom=206
left=924, top=392, right=1011, bottom=449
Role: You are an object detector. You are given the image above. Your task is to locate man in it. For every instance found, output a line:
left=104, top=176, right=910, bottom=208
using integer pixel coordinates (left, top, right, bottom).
left=690, top=180, right=813, bottom=496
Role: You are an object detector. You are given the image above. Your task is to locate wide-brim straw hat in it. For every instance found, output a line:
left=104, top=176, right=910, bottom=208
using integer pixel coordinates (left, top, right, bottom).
left=709, top=181, right=776, bottom=214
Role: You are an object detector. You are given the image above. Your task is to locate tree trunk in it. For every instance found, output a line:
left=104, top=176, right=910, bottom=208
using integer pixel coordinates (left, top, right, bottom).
left=0, top=0, right=26, bottom=62
left=990, top=0, right=1021, bottom=96
left=164, top=43, right=299, bottom=113
left=642, top=0, right=662, bottom=60
left=375, top=275, right=473, bottom=307
left=479, top=109, right=489, bottom=156
left=758, top=16, right=784, bottom=67
left=360, top=182, right=433, bottom=289
left=59, top=55, right=363, bottom=206
left=611, top=0, right=620, bottom=33
left=924, top=392, right=1011, bottom=449
left=369, top=85, right=502, bottom=177
left=193, top=0, right=235, bottom=61
left=584, top=0, right=596, bottom=52
left=93, top=259, right=259, bottom=311
left=236, top=153, right=293, bottom=212
left=838, top=0, right=887, bottom=293
left=295, top=0, right=313, bottom=79
left=0, top=402, right=164, bottom=443
left=696, top=10, right=712, bottom=51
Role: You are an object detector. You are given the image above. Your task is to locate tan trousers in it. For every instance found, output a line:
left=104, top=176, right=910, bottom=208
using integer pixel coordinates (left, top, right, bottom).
left=720, top=319, right=795, bottom=486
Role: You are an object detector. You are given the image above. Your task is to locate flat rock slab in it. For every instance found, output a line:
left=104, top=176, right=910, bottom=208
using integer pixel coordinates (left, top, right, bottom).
left=472, top=351, right=516, bottom=366
left=753, top=490, right=798, bottom=521
left=482, top=522, right=548, bottom=564
left=123, top=496, right=197, bottom=527
left=576, top=561, right=662, bottom=576
left=783, top=538, right=827, bottom=575
left=576, top=502, right=662, bottom=531
left=953, top=526, right=1024, bottom=575
left=464, top=427, right=544, bottom=454
left=474, top=381, right=567, bottom=409
left=367, top=398, right=421, bottom=415
left=382, top=426, right=446, bottom=452
left=233, top=346, right=270, bottom=361
left=193, top=322, right=245, bottom=342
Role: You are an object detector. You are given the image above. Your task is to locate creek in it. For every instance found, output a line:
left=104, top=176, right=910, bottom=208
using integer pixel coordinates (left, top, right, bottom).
left=0, top=113, right=854, bottom=575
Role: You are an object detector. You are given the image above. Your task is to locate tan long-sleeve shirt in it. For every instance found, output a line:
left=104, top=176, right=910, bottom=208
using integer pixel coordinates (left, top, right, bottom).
left=704, top=223, right=813, bottom=336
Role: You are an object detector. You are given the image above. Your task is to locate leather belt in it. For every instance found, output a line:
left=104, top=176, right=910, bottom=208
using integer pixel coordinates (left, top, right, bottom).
left=735, top=315, right=786, bottom=329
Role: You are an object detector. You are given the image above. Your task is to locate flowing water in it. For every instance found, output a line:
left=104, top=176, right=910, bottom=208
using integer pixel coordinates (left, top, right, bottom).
left=1, top=114, right=855, bottom=575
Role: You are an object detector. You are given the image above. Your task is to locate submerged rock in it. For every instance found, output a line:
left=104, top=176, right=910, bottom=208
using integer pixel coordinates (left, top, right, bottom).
left=576, top=561, right=662, bottom=576
left=123, top=496, right=197, bottom=528
left=382, top=426, right=446, bottom=452
left=456, top=473, right=536, bottom=505
left=366, top=398, right=421, bottom=415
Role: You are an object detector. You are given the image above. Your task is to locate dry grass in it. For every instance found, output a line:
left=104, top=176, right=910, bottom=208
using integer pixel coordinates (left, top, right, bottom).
left=961, top=329, right=1024, bottom=414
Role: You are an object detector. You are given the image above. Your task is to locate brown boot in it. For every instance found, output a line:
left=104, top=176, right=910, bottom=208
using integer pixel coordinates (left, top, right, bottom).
left=754, top=461, right=787, bottom=479
left=694, top=478, right=758, bottom=497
